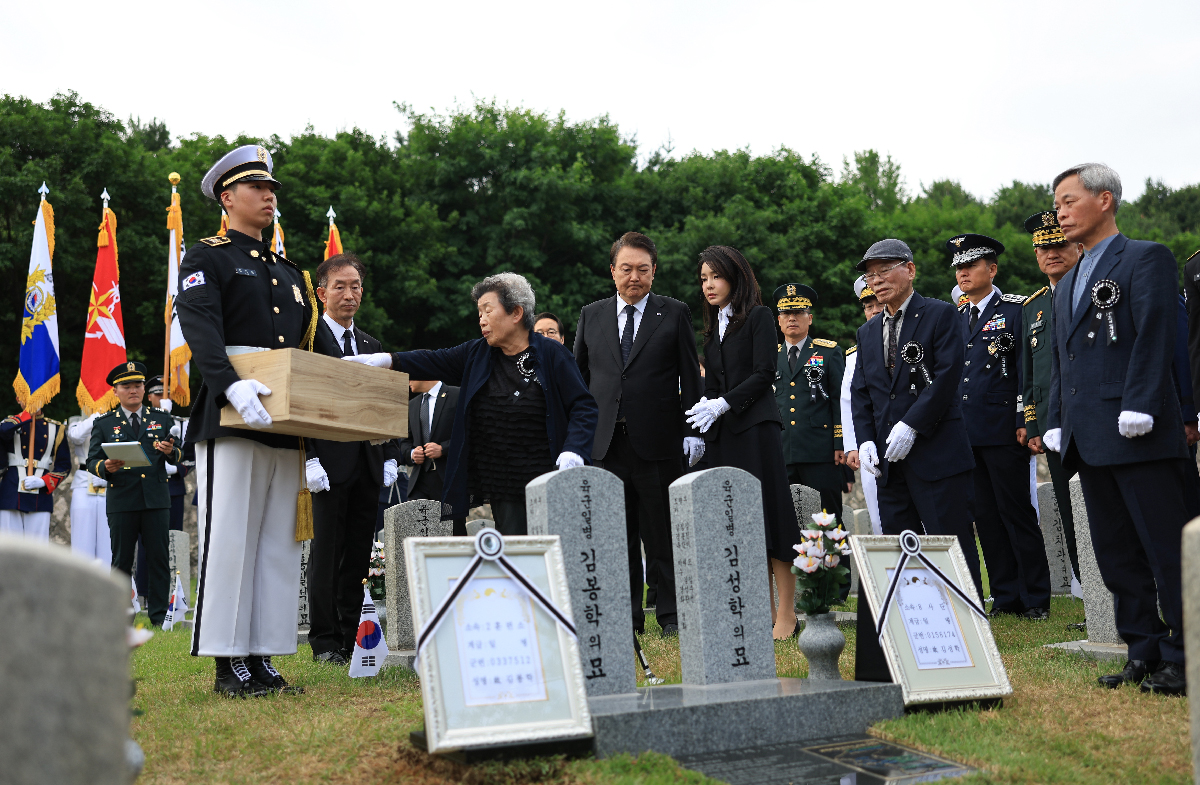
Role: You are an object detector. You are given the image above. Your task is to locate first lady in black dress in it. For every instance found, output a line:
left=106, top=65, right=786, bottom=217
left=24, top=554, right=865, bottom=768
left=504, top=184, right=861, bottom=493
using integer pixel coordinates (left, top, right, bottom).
left=686, top=246, right=802, bottom=639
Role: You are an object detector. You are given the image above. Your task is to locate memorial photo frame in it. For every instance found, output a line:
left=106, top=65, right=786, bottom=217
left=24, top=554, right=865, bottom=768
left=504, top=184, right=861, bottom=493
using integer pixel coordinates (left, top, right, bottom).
left=851, top=534, right=1012, bottom=706
left=404, top=535, right=592, bottom=754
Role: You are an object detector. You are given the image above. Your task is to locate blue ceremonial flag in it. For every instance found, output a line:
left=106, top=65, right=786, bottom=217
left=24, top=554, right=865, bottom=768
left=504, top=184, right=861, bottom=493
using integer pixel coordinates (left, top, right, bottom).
left=14, top=183, right=60, bottom=413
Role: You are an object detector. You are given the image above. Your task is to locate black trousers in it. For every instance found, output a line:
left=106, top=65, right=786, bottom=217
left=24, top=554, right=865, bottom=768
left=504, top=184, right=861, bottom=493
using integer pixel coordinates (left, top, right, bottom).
left=112, top=508, right=170, bottom=625
left=972, top=444, right=1051, bottom=612
left=491, top=500, right=528, bottom=536
left=597, top=423, right=679, bottom=630
left=1045, top=449, right=1080, bottom=580
left=136, top=494, right=185, bottom=597
left=308, top=469, right=381, bottom=656
left=877, top=463, right=983, bottom=601
left=1074, top=454, right=1190, bottom=664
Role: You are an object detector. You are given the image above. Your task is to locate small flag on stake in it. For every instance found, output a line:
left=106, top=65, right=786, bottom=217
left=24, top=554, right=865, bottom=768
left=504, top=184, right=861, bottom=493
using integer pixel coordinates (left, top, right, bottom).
left=349, top=581, right=389, bottom=678
left=162, top=572, right=189, bottom=631
left=324, top=206, right=342, bottom=260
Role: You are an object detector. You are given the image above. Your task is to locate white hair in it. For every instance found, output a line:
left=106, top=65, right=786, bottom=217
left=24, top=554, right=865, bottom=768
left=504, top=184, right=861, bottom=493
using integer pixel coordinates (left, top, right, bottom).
left=471, top=272, right=537, bottom=331
left=1054, top=163, right=1122, bottom=214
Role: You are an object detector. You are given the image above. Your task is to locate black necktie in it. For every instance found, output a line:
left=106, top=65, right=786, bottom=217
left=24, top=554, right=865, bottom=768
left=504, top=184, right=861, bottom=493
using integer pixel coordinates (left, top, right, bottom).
left=969, top=306, right=980, bottom=331
left=342, top=329, right=354, bottom=356
left=130, top=413, right=140, bottom=433
left=620, top=304, right=636, bottom=366
left=885, top=313, right=899, bottom=378
left=788, top=345, right=799, bottom=372
left=419, top=393, right=431, bottom=445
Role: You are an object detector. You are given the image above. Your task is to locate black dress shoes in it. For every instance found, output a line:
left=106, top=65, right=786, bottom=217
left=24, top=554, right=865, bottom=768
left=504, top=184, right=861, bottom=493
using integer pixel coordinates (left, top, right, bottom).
left=1022, top=608, right=1050, bottom=620
left=314, top=650, right=349, bottom=665
left=988, top=606, right=1023, bottom=619
left=214, top=657, right=269, bottom=698
left=660, top=623, right=679, bottom=638
left=247, top=655, right=304, bottom=695
left=1097, top=659, right=1156, bottom=689
left=1141, top=661, right=1186, bottom=696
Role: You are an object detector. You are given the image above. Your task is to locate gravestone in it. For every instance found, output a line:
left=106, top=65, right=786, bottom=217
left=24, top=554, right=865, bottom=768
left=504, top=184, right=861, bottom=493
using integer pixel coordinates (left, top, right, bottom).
left=167, top=530, right=191, bottom=605
left=670, top=467, right=775, bottom=685
left=789, top=484, right=822, bottom=528
left=465, top=519, right=494, bottom=536
left=527, top=466, right=636, bottom=697
left=1035, top=482, right=1073, bottom=595
left=0, top=536, right=130, bottom=784
left=1181, top=517, right=1200, bottom=782
left=297, top=540, right=311, bottom=628
left=384, top=500, right=451, bottom=667
left=846, top=508, right=873, bottom=596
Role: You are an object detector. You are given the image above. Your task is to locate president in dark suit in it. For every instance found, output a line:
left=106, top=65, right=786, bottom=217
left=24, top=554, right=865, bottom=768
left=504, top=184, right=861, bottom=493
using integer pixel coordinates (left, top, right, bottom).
left=399, top=378, right=463, bottom=533
left=304, top=254, right=403, bottom=665
left=573, top=232, right=704, bottom=636
left=1045, top=163, right=1191, bottom=695
left=850, top=239, right=982, bottom=598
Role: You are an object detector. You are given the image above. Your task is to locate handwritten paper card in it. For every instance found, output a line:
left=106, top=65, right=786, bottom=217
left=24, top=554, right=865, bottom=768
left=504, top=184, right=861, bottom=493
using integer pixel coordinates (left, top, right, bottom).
left=885, top=568, right=973, bottom=670
left=453, top=576, right=548, bottom=706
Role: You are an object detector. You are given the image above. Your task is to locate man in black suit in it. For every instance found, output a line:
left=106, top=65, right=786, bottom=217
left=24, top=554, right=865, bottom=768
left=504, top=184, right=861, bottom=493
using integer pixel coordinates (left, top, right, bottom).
left=399, top=378, right=464, bottom=533
left=1046, top=163, right=1191, bottom=695
left=305, top=254, right=403, bottom=665
left=574, top=231, right=705, bottom=637
left=850, top=239, right=983, bottom=599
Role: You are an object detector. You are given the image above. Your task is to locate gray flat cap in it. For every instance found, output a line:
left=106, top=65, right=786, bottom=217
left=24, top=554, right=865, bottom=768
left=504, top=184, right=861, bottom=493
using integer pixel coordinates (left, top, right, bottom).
left=857, top=238, right=913, bottom=271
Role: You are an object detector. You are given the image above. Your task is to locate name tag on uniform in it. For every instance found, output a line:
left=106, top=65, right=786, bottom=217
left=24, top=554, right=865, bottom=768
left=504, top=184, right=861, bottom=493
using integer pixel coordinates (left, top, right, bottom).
left=982, top=316, right=1006, bottom=331
left=234, top=268, right=258, bottom=277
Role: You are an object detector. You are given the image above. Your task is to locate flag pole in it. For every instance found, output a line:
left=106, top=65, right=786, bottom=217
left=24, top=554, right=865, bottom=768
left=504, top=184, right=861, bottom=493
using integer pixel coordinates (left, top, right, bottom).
left=164, top=173, right=180, bottom=393
left=27, top=182, right=50, bottom=475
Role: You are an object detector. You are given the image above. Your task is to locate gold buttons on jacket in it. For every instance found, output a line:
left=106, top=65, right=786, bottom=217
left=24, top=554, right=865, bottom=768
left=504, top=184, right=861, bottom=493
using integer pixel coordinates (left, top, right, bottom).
left=278, top=336, right=285, bottom=343
left=272, top=278, right=278, bottom=285
left=141, top=473, right=146, bottom=478
left=273, top=307, right=280, bottom=313
left=789, top=395, right=795, bottom=399
left=790, top=382, right=795, bottom=387
left=790, top=421, right=796, bottom=425
left=251, top=250, right=260, bottom=257
left=790, top=408, right=795, bottom=412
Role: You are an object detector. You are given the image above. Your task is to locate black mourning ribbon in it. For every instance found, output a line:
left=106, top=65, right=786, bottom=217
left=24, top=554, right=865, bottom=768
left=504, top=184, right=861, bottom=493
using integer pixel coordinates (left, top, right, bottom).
left=414, top=529, right=578, bottom=667
left=988, top=332, right=1015, bottom=378
left=1087, top=279, right=1120, bottom=347
left=900, top=341, right=933, bottom=396
left=804, top=364, right=828, bottom=402
left=875, top=530, right=988, bottom=644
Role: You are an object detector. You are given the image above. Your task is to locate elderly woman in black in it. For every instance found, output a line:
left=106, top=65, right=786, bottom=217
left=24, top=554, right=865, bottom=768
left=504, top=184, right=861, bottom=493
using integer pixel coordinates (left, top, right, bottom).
left=686, top=246, right=802, bottom=639
left=346, top=272, right=598, bottom=534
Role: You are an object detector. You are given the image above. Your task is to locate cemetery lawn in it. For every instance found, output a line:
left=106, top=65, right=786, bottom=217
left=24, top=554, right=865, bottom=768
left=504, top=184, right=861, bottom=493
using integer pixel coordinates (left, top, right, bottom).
left=132, top=595, right=1189, bottom=784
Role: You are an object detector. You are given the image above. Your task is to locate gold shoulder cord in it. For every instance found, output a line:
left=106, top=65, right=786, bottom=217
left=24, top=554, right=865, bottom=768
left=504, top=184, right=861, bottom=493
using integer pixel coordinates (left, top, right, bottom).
left=294, top=269, right=320, bottom=542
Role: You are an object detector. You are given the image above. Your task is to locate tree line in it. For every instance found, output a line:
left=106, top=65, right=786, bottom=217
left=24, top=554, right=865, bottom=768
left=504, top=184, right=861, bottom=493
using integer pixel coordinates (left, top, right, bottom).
left=3, top=91, right=1199, bottom=421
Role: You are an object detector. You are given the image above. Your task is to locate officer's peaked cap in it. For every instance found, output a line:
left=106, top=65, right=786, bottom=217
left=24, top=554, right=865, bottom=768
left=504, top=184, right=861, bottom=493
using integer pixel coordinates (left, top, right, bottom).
left=202, top=145, right=281, bottom=201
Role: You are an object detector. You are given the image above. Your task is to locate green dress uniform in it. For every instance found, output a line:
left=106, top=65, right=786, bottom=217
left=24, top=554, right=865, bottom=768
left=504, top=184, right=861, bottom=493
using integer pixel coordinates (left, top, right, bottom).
left=777, top=336, right=846, bottom=523
left=86, top=397, right=182, bottom=625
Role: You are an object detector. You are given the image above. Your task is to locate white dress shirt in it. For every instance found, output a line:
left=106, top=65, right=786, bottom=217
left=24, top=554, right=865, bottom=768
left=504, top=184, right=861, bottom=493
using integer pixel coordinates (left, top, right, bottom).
left=783, top=335, right=807, bottom=356
left=966, top=289, right=995, bottom=325
left=616, top=293, right=650, bottom=343
left=882, top=290, right=915, bottom=358
left=323, top=312, right=357, bottom=356
left=421, top=381, right=443, bottom=435
left=718, top=303, right=733, bottom=341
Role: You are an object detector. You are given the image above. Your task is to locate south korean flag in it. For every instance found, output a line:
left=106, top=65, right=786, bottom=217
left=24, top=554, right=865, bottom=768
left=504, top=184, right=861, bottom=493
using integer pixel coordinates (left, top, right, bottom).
left=349, top=582, right=390, bottom=678
left=162, top=574, right=189, bottom=631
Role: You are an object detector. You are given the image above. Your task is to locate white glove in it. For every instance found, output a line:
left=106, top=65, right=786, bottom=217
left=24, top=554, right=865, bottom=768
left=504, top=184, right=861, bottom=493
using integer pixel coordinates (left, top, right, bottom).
left=91, top=476, right=107, bottom=488
left=685, top=396, right=731, bottom=433
left=306, top=458, right=330, bottom=493
left=1042, top=428, right=1062, bottom=452
left=22, top=476, right=46, bottom=490
left=224, top=379, right=273, bottom=429
left=1118, top=411, right=1154, bottom=438
left=159, top=398, right=173, bottom=413
left=169, top=422, right=182, bottom=439
left=343, top=352, right=393, bottom=369
left=556, top=451, right=584, bottom=470
left=165, top=463, right=178, bottom=476
left=683, top=436, right=706, bottom=467
left=382, top=459, right=399, bottom=488
left=858, top=441, right=882, bottom=478
left=884, top=421, right=917, bottom=462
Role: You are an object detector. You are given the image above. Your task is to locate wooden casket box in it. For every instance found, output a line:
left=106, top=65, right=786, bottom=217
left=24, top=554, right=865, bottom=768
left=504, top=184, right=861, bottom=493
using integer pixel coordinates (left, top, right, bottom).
left=219, top=349, right=408, bottom=442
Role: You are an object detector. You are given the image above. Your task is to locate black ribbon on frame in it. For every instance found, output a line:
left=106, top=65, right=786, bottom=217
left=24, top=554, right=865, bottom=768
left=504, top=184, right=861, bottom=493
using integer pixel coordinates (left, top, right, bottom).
left=1087, top=279, right=1120, bottom=347
left=874, top=530, right=988, bottom=645
left=988, top=332, right=1015, bottom=378
left=804, top=364, right=828, bottom=402
left=414, top=529, right=578, bottom=668
left=900, top=341, right=933, bottom=396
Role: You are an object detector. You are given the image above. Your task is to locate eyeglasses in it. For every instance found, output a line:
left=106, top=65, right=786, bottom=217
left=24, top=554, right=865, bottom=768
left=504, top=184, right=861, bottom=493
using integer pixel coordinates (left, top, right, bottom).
left=859, top=261, right=907, bottom=285
left=536, top=328, right=560, bottom=337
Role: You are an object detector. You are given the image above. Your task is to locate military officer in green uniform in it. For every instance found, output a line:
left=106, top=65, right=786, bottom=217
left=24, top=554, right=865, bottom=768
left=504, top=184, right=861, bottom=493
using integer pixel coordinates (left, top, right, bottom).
left=86, top=361, right=182, bottom=626
left=773, top=283, right=846, bottom=526
left=1020, top=210, right=1083, bottom=581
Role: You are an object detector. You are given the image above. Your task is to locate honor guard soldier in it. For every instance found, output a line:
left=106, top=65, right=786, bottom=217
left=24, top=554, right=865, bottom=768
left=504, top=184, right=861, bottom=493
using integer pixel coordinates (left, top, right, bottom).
left=85, top=362, right=182, bottom=626
left=176, top=145, right=317, bottom=697
left=839, top=278, right=885, bottom=533
left=951, top=233, right=1051, bottom=619
left=0, top=407, right=69, bottom=540
left=1020, top=211, right=1083, bottom=583
left=773, top=283, right=846, bottom=525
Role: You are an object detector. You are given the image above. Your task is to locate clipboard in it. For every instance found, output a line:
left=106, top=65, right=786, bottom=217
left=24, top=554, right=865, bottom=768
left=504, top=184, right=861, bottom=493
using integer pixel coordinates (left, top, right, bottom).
left=101, top=442, right=152, bottom=468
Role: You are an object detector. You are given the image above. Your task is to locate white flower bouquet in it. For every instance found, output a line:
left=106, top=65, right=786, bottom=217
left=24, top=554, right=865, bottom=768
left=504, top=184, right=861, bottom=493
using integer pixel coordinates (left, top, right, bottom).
left=367, top=540, right=386, bottom=600
left=790, top=511, right=852, bottom=615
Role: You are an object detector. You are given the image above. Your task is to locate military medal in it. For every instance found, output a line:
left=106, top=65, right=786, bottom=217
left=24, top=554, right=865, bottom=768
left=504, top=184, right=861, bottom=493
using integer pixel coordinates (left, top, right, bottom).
left=1030, top=336, right=1037, bottom=348
left=988, top=332, right=1015, bottom=377
left=900, top=341, right=933, bottom=394
left=803, top=364, right=828, bottom=402
left=1087, top=279, right=1119, bottom=346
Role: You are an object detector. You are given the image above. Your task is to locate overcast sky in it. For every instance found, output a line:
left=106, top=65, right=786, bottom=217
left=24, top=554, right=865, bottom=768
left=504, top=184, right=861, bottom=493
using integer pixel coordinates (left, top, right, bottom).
left=7, top=0, right=1199, bottom=201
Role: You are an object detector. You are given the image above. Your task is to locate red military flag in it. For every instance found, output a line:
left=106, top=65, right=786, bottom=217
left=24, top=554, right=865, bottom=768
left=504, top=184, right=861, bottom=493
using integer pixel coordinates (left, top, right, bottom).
left=76, top=195, right=125, bottom=414
left=324, top=205, right=342, bottom=259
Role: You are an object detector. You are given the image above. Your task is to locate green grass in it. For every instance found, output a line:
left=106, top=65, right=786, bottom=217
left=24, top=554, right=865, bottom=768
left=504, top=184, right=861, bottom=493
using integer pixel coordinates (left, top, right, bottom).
left=132, top=590, right=1190, bottom=784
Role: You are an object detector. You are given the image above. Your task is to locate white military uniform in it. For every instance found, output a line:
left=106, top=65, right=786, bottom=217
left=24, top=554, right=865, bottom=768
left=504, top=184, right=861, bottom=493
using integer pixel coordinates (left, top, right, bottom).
left=66, top=413, right=111, bottom=564
left=839, top=346, right=881, bottom=534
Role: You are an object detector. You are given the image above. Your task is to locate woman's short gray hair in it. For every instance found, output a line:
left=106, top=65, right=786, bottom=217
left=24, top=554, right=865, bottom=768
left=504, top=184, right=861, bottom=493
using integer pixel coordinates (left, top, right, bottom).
left=471, top=272, right=537, bottom=331
left=1053, top=162, right=1123, bottom=214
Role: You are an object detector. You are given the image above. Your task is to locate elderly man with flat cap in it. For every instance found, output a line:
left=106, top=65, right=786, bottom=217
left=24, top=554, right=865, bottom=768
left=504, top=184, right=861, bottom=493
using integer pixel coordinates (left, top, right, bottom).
left=175, top=145, right=317, bottom=697
left=849, top=239, right=982, bottom=598
left=950, top=233, right=1051, bottom=620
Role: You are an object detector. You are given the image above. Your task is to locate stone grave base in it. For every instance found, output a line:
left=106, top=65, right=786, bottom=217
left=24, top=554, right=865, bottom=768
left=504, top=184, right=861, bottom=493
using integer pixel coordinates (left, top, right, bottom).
left=588, top=678, right=903, bottom=759
left=383, top=650, right=416, bottom=671
left=298, top=626, right=309, bottom=646
left=798, top=611, right=857, bottom=625
left=1043, top=639, right=1128, bottom=660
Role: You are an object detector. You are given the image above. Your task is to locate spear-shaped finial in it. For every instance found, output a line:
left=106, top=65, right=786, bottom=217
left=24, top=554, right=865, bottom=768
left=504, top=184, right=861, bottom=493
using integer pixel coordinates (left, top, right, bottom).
left=274, top=207, right=281, bottom=223
left=101, top=188, right=111, bottom=213
left=327, top=205, right=336, bottom=226
left=38, top=182, right=49, bottom=201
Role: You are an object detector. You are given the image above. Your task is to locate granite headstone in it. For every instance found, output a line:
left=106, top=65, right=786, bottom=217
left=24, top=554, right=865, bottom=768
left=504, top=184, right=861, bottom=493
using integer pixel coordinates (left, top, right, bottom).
left=465, top=519, right=494, bottom=536
left=297, top=539, right=311, bottom=628
left=384, top=499, right=451, bottom=653
left=1036, top=481, right=1073, bottom=596
left=1069, top=475, right=1121, bottom=645
left=1181, top=517, right=1200, bottom=783
left=0, top=536, right=130, bottom=784
left=670, top=467, right=775, bottom=685
left=527, top=466, right=636, bottom=696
